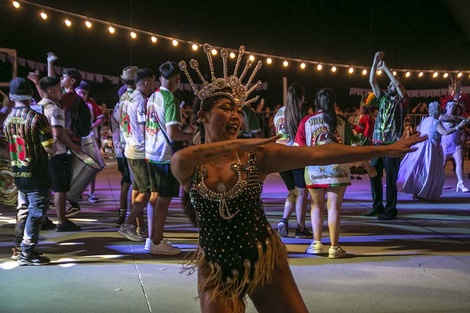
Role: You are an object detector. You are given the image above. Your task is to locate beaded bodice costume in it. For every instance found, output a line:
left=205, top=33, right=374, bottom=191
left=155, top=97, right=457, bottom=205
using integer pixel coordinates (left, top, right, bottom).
left=190, top=152, right=280, bottom=283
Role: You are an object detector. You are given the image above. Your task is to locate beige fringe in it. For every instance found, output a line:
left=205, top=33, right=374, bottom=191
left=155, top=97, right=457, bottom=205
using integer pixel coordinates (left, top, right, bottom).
left=182, top=227, right=287, bottom=313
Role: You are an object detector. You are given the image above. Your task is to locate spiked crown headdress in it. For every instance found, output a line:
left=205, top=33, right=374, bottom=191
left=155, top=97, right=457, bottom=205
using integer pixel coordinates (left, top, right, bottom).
left=179, top=43, right=262, bottom=107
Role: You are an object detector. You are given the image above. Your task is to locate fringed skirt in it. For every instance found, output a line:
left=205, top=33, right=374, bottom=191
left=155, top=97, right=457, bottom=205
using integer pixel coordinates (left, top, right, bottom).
left=182, top=226, right=287, bottom=312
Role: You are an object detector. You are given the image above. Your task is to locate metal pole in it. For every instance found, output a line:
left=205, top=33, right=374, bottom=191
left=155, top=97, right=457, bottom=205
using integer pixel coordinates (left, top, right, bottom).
left=282, top=77, right=288, bottom=105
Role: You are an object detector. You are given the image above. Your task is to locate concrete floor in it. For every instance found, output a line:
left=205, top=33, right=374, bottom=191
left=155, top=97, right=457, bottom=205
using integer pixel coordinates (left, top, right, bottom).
left=0, top=160, right=469, bottom=313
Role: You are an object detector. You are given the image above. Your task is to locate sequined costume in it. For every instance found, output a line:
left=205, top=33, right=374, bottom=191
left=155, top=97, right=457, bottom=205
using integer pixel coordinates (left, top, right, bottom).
left=187, top=152, right=286, bottom=308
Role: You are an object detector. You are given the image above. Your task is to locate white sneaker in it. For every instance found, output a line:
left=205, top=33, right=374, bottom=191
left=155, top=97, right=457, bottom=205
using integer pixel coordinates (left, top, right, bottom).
left=149, top=240, right=181, bottom=255
left=145, top=238, right=172, bottom=250
left=305, top=241, right=323, bottom=254
left=118, top=224, right=145, bottom=242
left=277, top=219, right=289, bottom=237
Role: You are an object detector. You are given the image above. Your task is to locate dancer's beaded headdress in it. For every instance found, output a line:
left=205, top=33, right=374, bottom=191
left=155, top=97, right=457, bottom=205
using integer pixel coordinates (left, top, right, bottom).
left=179, top=43, right=262, bottom=107
left=440, top=76, right=470, bottom=118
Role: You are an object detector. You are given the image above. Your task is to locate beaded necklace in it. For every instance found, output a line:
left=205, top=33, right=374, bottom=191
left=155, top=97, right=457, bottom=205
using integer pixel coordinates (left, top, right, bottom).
left=196, top=152, right=247, bottom=220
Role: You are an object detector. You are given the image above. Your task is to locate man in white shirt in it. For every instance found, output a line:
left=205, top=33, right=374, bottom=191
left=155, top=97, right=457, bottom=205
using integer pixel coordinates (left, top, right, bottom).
left=118, top=68, right=156, bottom=241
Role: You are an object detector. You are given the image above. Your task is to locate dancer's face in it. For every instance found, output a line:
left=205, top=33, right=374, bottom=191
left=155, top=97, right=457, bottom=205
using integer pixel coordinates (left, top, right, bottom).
left=200, top=96, right=242, bottom=143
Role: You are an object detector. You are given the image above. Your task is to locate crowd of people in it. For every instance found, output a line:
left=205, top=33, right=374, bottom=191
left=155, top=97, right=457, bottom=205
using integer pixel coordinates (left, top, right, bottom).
left=0, top=47, right=468, bottom=312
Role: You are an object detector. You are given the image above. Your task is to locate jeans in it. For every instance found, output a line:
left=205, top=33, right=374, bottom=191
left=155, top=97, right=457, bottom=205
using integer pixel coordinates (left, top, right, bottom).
left=369, top=156, right=401, bottom=216
left=15, top=189, right=50, bottom=254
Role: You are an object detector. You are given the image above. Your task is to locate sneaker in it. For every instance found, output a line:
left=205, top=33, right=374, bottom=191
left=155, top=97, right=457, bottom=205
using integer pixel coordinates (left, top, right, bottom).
left=56, top=219, right=81, bottom=232
left=88, top=193, right=99, bottom=203
left=41, top=217, right=56, bottom=230
left=148, top=240, right=181, bottom=255
left=328, top=246, right=347, bottom=259
left=305, top=241, right=323, bottom=254
left=18, top=251, right=50, bottom=266
left=277, top=218, right=289, bottom=237
left=295, top=227, right=313, bottom=239
left=118, top=224, right=145, bottom=242
left=144, top=238, right=172, bottom=250
left=65, top=203, right=81, bottom=218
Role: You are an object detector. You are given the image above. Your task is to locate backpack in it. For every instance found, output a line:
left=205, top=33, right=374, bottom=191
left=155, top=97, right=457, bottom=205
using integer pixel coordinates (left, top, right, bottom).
left=67, top=94, right=91, bottom=137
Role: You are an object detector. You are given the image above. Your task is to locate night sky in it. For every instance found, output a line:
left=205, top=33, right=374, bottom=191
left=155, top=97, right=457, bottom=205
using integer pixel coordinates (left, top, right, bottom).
left=1, top=0, right=470, bottom=107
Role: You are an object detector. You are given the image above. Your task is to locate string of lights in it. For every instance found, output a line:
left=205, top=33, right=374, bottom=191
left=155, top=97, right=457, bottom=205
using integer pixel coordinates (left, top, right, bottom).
left=9, top=0, right=470, bottom=80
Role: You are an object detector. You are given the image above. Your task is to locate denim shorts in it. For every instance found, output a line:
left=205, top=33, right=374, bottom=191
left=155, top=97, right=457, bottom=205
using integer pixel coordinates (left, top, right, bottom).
left=280, top=168, right=306, bottom=189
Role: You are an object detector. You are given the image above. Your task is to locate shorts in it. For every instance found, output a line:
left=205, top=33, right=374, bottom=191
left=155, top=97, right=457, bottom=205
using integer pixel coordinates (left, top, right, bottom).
left=128, top=158, right=150, bottom=194
left=48, top=153, right=71, bottom=192
left=147, top=163, right=180, bottom=197
left=279, top=168, right=306, bottom=190
left=117, top=155, right=132, bottom=185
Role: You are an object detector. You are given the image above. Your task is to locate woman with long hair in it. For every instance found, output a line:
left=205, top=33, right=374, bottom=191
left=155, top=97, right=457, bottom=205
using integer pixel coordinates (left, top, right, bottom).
left=273, top=83, right=312, bottom=238
left=295, top=88, right=375, bottom=259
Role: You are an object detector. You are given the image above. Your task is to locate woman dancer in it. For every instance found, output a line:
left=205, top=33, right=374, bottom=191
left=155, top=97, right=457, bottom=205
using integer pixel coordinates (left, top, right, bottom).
left=398, top=101, right=466, bottom=200
left=440, top=99, right=470, bottom=192
left=172, top=44, right=425, bottom=313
